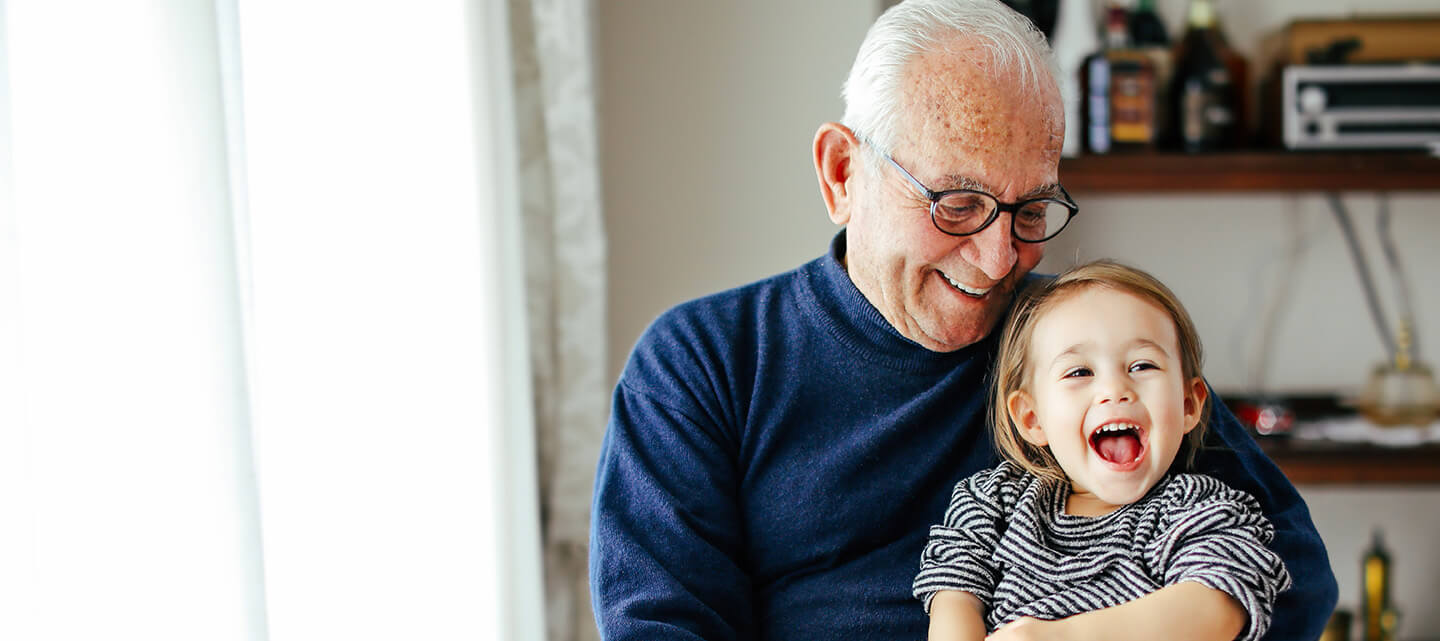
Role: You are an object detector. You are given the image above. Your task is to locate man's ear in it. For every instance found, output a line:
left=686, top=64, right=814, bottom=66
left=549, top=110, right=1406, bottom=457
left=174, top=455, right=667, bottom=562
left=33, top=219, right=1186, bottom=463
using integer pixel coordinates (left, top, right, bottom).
left=813, top=122, right=861, bottom=226
left=1007, top=390, right=1047, bottom=446
left=1183, top=377, right=1209, bottom=433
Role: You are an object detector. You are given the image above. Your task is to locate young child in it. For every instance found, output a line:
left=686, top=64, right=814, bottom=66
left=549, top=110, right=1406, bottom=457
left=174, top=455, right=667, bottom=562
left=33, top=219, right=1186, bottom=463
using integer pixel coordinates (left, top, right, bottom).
left=913, top=261, right=1291, bottom=641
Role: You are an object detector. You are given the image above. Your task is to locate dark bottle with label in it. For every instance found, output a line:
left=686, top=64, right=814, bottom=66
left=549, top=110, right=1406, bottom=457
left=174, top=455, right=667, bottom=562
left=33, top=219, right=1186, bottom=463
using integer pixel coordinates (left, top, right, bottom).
left=1083, top=6, right=1126, bottom=154
left=1166, top=0, right=1242, bottom=152
left=1087, top=5, right=1158, bottom=152
left=1127, top=0, right=1171, bottom=147
left=1127, top=0, right=1168, bottom=47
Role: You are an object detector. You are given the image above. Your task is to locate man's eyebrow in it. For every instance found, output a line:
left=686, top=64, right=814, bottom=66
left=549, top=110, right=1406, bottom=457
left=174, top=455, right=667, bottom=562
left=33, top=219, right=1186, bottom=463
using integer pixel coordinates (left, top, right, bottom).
left=940, top=175, right=1063, bottom=200
left=940, top=174, right=992, bottom=192
left=1020, top=182, right=1063, bottom=200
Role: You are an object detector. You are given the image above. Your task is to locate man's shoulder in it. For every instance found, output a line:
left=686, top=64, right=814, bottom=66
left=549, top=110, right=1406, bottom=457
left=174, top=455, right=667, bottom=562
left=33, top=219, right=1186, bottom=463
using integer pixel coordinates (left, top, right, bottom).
left=679, top=259, right=818, bottom=313
left=641, top=258, right=820, bottom=345
left=622, top=257, right=822, bottom=383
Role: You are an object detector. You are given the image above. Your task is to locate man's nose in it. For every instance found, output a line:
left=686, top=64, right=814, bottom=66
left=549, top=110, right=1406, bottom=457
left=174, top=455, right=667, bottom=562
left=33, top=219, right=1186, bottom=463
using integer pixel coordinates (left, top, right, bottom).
left=959, top=214, right=1018, bottom=280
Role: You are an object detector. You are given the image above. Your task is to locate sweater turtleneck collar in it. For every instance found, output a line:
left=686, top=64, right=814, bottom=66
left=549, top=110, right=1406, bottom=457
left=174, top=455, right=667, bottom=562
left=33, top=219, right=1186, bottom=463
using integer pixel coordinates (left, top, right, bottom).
left=800, top=229, right=1006, bottom=375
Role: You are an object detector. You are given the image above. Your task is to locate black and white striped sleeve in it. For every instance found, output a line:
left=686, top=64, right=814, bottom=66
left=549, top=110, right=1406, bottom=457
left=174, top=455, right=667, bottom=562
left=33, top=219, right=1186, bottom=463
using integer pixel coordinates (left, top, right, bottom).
left=1150, top=476, right=1293, bottom=641
left=912, top=465, right=1017, bottom=614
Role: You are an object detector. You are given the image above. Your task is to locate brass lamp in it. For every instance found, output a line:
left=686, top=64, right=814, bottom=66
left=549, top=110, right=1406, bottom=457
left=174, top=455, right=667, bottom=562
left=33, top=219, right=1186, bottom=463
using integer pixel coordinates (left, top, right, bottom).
left=1357, top=322, right=1440, bottom=426
left=1328, top=194, right=1439, bottom=427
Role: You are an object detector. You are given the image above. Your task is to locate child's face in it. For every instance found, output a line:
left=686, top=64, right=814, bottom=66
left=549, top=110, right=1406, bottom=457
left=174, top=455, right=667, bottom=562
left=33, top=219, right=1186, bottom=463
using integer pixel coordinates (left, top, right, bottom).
left=1006, top=286, right=1207, bottom=516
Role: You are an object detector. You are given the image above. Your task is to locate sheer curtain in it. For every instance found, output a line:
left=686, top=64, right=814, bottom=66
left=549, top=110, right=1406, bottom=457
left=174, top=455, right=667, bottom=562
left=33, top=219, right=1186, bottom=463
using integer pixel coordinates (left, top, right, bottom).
left=0, top=1, right=559, bottom=639
left=509, top=0, right=608, bottom=639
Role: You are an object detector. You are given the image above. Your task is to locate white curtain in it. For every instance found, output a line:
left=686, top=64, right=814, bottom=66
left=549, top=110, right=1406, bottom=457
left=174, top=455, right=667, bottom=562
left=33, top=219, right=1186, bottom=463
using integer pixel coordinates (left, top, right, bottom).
left=509, top=0, right=608, bottom=640
left=0, top=1, right=563, bottom=639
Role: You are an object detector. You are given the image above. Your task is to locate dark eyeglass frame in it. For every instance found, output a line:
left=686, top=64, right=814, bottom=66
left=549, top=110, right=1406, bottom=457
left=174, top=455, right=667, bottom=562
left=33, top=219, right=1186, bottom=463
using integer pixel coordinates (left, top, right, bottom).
left=873, top=146, right=1079, bottom=243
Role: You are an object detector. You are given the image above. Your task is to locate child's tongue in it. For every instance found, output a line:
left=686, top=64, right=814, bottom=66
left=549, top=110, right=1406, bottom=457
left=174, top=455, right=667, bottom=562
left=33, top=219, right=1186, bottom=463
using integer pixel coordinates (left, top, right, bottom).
left=1094, top=432, right=1141, bottom=464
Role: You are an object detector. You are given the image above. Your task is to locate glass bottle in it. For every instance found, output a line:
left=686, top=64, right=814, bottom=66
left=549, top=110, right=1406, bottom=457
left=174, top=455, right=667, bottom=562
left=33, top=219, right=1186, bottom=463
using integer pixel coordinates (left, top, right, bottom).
left=1127, top=0, right=1168, bottom=47
left=1127, top=0, right=1171, bottom=139
left=1083, top=6, right=1128, bottom=154
left=1101, top=5, right=1158, bottom=150
left=1051, top=0, right=1100, bottom=157
left=1360, top=530, right=1391, bottom=641
left=1166, top=0, right=1244, bottom=152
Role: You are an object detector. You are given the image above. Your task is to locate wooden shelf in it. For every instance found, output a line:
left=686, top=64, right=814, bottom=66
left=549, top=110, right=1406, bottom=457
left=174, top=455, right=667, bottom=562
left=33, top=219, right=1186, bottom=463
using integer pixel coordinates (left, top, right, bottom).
left=1060, top=151, right=1440, bottom=192
left=1255, top=439, right=1440, bottom=485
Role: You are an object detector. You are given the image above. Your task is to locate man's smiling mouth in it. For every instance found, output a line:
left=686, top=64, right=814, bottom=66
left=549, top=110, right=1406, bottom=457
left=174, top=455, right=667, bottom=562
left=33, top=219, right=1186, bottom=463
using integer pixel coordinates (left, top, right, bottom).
left=939, top=270, right=991, bottom=298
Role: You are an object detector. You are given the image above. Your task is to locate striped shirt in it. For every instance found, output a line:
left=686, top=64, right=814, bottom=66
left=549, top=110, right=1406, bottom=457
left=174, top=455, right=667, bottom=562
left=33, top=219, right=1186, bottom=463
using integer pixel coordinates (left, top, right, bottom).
left=913, top=462, right=1291, bottom=641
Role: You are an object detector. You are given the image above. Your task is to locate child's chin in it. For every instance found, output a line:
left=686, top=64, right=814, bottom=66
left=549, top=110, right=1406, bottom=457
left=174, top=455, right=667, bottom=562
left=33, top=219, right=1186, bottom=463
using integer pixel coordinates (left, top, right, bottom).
left=1092, top=483, right=1150, bottom=507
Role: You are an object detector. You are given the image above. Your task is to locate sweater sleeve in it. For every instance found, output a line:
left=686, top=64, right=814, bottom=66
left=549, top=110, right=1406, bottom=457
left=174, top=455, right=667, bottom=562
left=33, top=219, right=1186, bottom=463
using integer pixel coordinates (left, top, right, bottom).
left=1195, top=392, right=1337, bottom=641
left=1152, top=477, right=1292, bottom=641
left=912, top=465, right=1015, bottom=613
left=589, top=317, right=752, bottom=641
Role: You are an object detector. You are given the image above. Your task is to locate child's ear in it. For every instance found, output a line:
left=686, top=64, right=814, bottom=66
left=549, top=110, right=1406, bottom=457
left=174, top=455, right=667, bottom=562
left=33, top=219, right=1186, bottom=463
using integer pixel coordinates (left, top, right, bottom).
left=1007, top=389, right=1048, bottom=446
left=1182, top=377, right=1209, bottom=433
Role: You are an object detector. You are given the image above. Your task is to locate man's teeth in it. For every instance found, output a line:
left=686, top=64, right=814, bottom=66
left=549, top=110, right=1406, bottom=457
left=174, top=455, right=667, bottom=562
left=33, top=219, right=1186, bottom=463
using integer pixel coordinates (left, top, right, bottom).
left=943, top=273, right=991, bottom=296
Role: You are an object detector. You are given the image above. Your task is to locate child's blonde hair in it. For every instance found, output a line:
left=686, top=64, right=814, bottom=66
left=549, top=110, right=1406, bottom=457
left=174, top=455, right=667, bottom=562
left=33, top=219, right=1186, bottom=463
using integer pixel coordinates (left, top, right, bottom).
left=991, top=260, right=1211, bottom=483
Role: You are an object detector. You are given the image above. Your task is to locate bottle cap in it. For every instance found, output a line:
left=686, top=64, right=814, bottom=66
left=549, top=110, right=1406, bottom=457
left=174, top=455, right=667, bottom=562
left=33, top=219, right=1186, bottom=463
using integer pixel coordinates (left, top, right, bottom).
left=1188, top=0, right=1216, bottom=28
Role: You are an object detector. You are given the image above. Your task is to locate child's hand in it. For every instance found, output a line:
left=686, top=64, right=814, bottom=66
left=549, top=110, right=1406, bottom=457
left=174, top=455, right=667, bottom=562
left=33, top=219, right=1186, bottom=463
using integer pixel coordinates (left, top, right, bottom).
left=986, top=616, right=1059, bottom=641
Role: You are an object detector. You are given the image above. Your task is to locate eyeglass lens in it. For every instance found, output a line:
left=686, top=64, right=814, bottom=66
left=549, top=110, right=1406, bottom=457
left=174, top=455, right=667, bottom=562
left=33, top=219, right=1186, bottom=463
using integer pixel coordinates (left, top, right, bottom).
left=932, top=192, right=1071, bottom=241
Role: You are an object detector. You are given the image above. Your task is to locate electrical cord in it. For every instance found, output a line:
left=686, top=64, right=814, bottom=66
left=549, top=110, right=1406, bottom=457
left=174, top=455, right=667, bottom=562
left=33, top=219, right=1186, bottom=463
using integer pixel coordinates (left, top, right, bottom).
left=1375, top=193, right=1420, bottom=358
left=1326, top=193, right=1396, bottom=358
left=1240, top=205, right=1313, bottom=396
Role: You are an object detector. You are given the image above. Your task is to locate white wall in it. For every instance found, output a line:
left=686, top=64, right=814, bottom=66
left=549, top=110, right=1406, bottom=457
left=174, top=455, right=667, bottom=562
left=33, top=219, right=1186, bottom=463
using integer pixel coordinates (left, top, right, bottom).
left=598, top=0, right=1440, bottom=636
left=1041, top=192, right=1440, bottom=396
left=1300, top=486, right=1440, bottom=637
left=599, top=1, right=869, bottom=380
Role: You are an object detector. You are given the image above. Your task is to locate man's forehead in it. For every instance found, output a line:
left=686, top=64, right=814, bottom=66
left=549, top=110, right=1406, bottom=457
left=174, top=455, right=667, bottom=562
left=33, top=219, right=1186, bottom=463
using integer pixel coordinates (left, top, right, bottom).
left=903, top=54, right=1053, bottom=141
left=896, top=46, right=1062, bottom=195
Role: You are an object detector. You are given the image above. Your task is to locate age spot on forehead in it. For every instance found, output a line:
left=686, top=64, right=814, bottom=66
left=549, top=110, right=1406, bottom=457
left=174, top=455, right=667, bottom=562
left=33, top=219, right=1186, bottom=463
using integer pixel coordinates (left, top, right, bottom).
left=914, top=71, right=1030, bottom=142
left=898, top=42, right=1061, bottom=189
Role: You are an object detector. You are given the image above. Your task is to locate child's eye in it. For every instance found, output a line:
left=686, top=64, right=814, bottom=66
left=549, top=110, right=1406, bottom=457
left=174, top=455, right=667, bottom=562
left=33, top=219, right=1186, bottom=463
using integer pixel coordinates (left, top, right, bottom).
left=1063, top=367, right=1092, bottom=378
left=1129, top=361, right=1158, bottom=372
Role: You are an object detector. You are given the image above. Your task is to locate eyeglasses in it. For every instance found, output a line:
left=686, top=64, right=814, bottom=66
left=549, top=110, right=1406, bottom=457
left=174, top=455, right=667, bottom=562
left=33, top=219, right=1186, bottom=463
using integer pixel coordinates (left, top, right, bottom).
left=872, top=145, right=1079, bottom=243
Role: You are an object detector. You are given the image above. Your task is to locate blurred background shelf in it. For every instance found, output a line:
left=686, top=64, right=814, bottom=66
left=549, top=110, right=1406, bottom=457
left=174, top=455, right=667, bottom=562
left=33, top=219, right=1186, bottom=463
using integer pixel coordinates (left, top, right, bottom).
left=1255, top=439, right=1440, bottom=485
left=1060, top=151, right=1440, bottom=192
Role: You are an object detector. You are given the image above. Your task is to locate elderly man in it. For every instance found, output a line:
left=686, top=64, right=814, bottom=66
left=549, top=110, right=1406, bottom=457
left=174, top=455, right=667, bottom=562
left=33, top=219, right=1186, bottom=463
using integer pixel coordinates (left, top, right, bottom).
left=590, top=1, right=1336, bottom=639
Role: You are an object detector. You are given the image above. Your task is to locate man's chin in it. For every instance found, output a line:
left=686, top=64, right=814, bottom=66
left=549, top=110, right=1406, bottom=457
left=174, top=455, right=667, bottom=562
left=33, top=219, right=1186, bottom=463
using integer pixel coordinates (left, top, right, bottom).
left=905, top=282, right=1015, bottom=351
left=929, top=307, right=1009, bottom=351
left=914, top=318, right=1000, bottom=353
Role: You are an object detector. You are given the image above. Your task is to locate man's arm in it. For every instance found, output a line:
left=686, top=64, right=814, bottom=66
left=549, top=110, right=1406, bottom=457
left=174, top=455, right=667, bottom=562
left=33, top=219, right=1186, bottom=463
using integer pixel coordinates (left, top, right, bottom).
left=589, top=374, right=751, bottom=640
left=1197, top=392, right=1338, bottom=641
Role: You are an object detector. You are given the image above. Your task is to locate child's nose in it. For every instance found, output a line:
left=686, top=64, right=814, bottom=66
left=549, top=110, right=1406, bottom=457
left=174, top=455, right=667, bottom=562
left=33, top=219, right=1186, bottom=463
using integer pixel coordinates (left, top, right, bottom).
left=1096, top=379, right=1135, bottom=404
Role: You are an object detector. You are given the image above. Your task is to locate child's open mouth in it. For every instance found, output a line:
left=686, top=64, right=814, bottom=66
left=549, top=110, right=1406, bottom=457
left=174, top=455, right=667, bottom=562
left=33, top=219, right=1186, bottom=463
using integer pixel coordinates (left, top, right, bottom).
left=1089, top=423, right=1146, bottom=467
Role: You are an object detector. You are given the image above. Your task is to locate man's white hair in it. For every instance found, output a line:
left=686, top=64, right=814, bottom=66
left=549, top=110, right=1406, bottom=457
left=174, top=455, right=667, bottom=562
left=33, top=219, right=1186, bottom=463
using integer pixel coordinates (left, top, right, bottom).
left=841, top=0, right=1058, bottom=159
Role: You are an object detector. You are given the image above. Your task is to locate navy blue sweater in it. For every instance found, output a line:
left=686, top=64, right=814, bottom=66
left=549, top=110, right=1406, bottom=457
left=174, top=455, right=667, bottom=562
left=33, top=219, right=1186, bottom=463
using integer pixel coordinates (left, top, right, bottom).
left=590, top=232, right=1336, bottom=640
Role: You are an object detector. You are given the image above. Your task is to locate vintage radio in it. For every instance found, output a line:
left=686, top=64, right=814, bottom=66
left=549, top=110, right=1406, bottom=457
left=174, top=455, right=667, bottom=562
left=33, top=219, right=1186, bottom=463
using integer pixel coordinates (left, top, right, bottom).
left=1268, top=17, right=1440, bottom=66
left=1283, top=64, right=1440, bottom=150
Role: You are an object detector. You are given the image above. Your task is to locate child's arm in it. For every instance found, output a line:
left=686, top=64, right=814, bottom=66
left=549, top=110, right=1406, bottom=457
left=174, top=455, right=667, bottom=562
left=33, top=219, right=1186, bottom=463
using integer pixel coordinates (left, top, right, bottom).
left=914, top=466, right=1019, bottom=636
left=928, top=590, right=988, bottom=641
left=989, top=475, right=1287, bottom=641
left=986, top=582, right=1244, bottom=641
